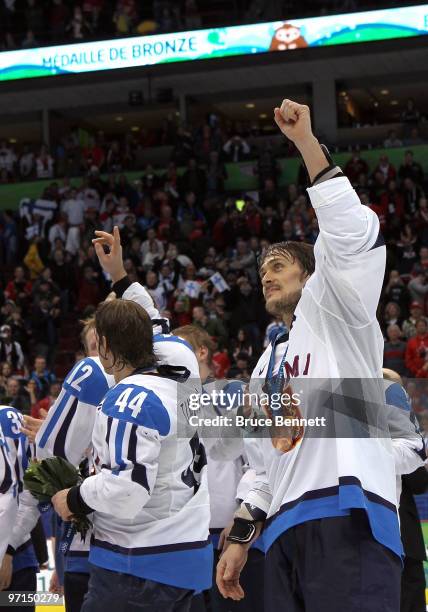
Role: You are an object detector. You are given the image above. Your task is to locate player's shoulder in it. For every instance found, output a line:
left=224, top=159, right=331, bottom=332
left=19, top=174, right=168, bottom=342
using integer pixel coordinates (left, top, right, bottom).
left=0, top=405, right=23, bottom=438
left=102, top=377, right=171, bottom=436
left=385, top=381, right=410, bottom=412
left=153, top=333, right=199, bottom=376
left=63, top=356, right=112, bottom=404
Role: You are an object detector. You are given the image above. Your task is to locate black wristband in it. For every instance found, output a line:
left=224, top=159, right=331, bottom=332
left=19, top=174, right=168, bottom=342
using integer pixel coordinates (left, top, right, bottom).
left=6, top=545, right=16, bottom=556
left=67, top=485, right=94, bottom=516
left=226, top=517, right=257, bottom=545
left=112, top=276, right=131, bottom=298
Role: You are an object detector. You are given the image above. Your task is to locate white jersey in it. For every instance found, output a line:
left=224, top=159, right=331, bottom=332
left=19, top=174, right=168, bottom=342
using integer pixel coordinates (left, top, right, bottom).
left=78, top=372, right=211, bottom=591
left=35, top=282, right=201, bottom=572
left=0, top=407, right=39, bottom=572
left=0, top=421, right=17, bottom=561
left=243, top=176, right=425, bottom=559
left=36, top=356, right=114, bottom=466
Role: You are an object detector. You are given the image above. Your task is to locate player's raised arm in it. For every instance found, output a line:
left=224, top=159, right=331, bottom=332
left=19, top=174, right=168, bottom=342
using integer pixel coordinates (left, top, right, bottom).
left=93, top=227, right=169, bottom=330
left=274, top=100, right=332, bottom=183
left=275, top=98, right=385, bottom=322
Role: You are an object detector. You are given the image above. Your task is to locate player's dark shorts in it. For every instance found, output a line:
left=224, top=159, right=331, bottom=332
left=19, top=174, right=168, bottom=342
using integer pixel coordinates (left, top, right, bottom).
left=81, top=565, right=193, bottom=612
left=265, top=510, right=401, bottom=612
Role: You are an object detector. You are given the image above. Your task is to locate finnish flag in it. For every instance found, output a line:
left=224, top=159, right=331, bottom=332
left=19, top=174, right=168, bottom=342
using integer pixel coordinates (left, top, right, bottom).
left=184, top=281, right=201, bottom=299
left=210, top=272, right=230, bottom=293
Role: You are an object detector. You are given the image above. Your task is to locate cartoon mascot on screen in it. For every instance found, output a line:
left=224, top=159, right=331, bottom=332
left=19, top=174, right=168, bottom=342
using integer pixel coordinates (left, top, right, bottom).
left=269, top=23, right=308, bottom=51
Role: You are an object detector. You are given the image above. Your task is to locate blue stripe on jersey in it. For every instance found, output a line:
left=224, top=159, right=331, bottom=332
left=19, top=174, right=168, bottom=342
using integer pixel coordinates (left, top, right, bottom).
left=385, top=383, right=411, bottom=412
left=89, top=539, right=213, bottom=591
left=64, top=551, right=90, bottom=574
left=38, top=392, right=70, bottom=448
left=153, top=334, right=194, bottom=354
left=53, top=397, right=78, bottom=459
left=263, top=479, right=402, bottom=559
left=0, top=444, right=13, bottom=493
left=12, top=539, right=38, bottom=573
left=112, top=421, right=127, bottom=474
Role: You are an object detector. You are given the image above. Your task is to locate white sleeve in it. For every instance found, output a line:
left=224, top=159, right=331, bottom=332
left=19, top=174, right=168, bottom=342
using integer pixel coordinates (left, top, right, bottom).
left=306, top=176, right=386, bottom=323
left=79, top=423, right=160, bottom=520
left=384, top=382, right=426, bottom=476
left=8, top=490, right=40, bottom=551
left=35, top=359, right=111, bottom=466
left=239, top=438, right=271, bottom=520
left=122, top=282, right=166, bottom=326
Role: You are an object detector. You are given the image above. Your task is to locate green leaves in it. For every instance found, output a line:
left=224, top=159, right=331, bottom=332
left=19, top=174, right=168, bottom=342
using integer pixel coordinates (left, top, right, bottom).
left=24, top=457, right=92, bottom=540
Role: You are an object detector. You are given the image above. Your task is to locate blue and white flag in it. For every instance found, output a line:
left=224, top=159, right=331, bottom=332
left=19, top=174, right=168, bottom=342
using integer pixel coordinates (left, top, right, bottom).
left=20, top=198, right=57, bottom=228
left=210, top=272, right=230, bottom=293
left=184, top=280, right=201, bottom=299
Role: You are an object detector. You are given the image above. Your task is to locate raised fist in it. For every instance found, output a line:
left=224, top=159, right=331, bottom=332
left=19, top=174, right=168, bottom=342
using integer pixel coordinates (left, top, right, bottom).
left=274, top=99, right=313, bottom=146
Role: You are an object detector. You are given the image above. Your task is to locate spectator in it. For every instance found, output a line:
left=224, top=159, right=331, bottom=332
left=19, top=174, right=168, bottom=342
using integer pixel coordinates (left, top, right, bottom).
left=30, top=295, right=60, bottom=361
left=228, top=352, right=251, bottom=380
left=344, top=150, right=369, bottom=185
left=398, top=151, right=424, bottom=185
left=31, top=380, right=61, bottom=418
left=384, top=130, right=403, bottom=149
left=67, top=5, right=91, bottom=40
left=383, top=324, right=407, bottom=376
left=0, top=324, right=25, bottom=372
left=402, top=302, right=428, bottom=339
left=1, top=377, right=32, bottom=415
left=382, top=301, right=403, bottom=333
left=405, top=318, right=428, bottom=377
left=192, top=306, right=227, bottom=347
left=21, top=28, right=38, bottom=48
left=401, top=98, right=421, bottom=129
left=408, top=271, right=428, bottom=309
left=383, top=269, right=410, bottom=312
left=230, top=328, right=255, bottom=362
left=0, top=139, right=16, bottom=181
left=30, top=356, right=56, bottom=401
left=0, top=362, right=12, bottom=397
left=35, top=145, right=54, bottom=179
left=19, top=144, right=35, bottom=179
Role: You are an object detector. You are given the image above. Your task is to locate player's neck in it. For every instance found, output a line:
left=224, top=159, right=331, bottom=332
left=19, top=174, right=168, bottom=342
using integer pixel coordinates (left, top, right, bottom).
left=114, top=365, right=135, bottom=383
left=200, top=362, right=211, bottom=383
left=282, top=309, right=295, bottom=330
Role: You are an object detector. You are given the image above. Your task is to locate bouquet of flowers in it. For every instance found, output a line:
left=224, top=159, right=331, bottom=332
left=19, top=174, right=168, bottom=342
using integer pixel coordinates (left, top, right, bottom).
left=24, top=456, right=91, bottom=540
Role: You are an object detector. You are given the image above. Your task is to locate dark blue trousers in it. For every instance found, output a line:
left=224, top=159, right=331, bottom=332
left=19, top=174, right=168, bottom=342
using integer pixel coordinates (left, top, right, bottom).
left=265, top=510, right=401, bottom=612
left=81, top=565, right=193, bottom=612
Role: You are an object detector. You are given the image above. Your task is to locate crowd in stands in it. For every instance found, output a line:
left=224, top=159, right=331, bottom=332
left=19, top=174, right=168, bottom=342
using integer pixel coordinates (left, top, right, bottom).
left=0, top=97, right=427, bottom=186
left=0, top=0, right=425, bottom=50
left=0, top=109, right=427, bottom=417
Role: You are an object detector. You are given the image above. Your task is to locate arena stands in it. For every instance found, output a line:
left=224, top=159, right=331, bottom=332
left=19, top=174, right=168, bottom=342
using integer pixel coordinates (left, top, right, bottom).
left=1, top=0, right=427, bottom=50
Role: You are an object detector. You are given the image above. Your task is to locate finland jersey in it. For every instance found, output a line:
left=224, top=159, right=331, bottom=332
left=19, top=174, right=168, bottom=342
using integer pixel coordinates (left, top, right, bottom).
left=79, top=372, right=212, bottom=591
left=0, top=422, right=17, bottom=561
left=36, top=356, right=114, bottom=466
left=34, top=283, right=201, bottom=573
left=243, top=176, right=425, bottom=559
left=0, top=406, right=38, bottom=573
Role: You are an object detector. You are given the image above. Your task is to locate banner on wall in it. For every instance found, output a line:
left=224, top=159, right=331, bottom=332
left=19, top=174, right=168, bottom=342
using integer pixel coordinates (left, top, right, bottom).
left=0, top=5, right=427, bottom=82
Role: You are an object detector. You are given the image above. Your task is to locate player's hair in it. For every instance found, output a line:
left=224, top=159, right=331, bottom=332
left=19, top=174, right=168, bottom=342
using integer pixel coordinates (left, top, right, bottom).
left=258, top=241, right=315, bottom=277
left=173, top=325, right=215, bottom=362
left=79, top=317, right=96, bottom=354
left=95, top=300, right=156, bottom=371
